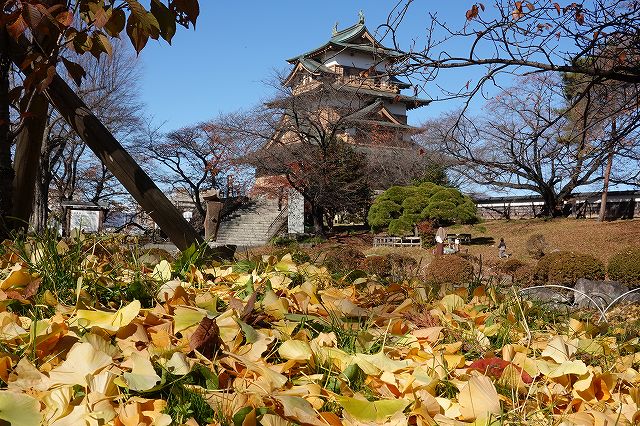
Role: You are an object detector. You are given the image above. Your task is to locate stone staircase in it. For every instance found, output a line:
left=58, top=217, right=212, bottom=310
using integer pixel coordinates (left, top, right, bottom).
left=212, top=197, right=286, bottom=247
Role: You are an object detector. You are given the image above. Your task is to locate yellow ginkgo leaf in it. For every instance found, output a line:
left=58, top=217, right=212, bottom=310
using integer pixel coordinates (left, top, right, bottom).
left=541, top=335, right=577, bottom=363
left=440, top=294, right=465, bottom=312
left=152, top=259, right=172, bottom=282
left=335, top=395, right=411, bottom=423
left=119, top=352, right=161, bottom=391
left=0, top=264, right=32, bottom=290
left=458, top=374, right=501, bottom=421
left=537, top=359, right=588, bottom=378
left=74, top=300, right=141, bottom=332
left=0, top=391, right=42, bottom=426
left=278, top=340, right=313, bottom=361
left=49, top=341, right=113, bottom=387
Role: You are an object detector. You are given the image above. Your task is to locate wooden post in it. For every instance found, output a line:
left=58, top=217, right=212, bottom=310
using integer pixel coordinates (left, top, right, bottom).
left=203, top=190, right=223, bottom=240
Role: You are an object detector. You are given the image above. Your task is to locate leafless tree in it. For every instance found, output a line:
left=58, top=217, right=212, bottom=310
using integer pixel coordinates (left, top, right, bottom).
left=33, top=40, right=143, bottom=231
left=223, top=79, right=414, bottom=235
left=384, top=1, right=640, bottom=207
left=422, top=73, right=633, bottom=216
left=140, top=121, right=252, bottom=219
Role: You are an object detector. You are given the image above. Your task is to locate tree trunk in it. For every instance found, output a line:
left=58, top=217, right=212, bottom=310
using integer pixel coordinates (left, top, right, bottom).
left=311, top=204, right=325, bottom=236
left=598, top=119, right=616, bottom=222
left=7, top=36, right=203, bottom=251
left=0, top=29, right=14, bottom=239
left=11, top=92, right=49, bottom=233
left=540, top=189, right=563, bottom=218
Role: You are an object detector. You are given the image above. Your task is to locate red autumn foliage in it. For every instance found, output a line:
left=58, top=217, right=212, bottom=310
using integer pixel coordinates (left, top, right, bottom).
left=468, top=357, right=533, bottom=384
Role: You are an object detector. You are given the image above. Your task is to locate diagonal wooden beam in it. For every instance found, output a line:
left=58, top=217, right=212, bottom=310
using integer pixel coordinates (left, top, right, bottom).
left=9, top=40, right=202, bottom=251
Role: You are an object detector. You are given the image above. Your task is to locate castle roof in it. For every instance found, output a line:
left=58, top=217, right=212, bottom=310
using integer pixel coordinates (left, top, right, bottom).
left=286, top=18, right=403, bottom=64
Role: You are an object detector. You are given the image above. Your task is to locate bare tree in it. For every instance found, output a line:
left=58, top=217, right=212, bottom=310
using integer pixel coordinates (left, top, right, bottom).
left=386, top=1, right=640, bottom=97
left=384, top=1, right=640, bottom=198
left=33, top=41, right=143, bottom=231
left=223, top=81, right=394, bottom=235
left=141, top=121, right=251, bottom=219
left=423, top=73, right=625, bottom=216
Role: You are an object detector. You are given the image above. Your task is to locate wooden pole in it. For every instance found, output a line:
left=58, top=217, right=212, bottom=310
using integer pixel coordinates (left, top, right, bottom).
left=40, top=74, right=202, bottom=250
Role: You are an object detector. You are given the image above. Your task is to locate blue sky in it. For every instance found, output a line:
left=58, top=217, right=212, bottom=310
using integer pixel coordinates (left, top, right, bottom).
left=138, top=1, right=469, bottom=132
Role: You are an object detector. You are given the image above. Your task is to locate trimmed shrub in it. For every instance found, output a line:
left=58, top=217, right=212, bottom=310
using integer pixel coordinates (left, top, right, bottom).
left=526, top=234, right=547, bottom=259
left=534, top=251, right=605, bottom=286
left=426, top=255, right=474, bottom=287
left=388, top=217, right=415, bottom=236
left=496, top=258, right=527, bottom=275
left=367, top=200, right=402, bottom=231
left=368, top=183, right=478, bottom=235
left=323, top=247, right=365, bottom=273
left=496, top=259, right=532, bottom=287
left=363, top=254, right=417, bottom=278
left=608, top=246, right=640, bottom=288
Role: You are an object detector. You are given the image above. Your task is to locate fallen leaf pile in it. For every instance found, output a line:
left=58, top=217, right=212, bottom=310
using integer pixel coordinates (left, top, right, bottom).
left=0, top=241, right=640, bottom=425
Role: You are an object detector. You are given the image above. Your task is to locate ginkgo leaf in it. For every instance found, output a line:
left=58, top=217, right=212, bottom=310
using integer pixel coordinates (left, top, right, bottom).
left=120, top=352, right=161, bottom=391
left=440, top=294, right=464, bottom=312
left=335, top=395, right=411, bottom=423
left=74, top=300, right=141, bottom=332
left=0, top=391, right=42, bottom=426
left=49, top=341, right=113, bottom=387
left=274, top=395, right=325, bottom=426
left=152, top=259, right=172, bottom=281
left=536, top=359, right=588, bottom=378
left=278, top=340, right=313, bottom=361
left=173, top=306, right=207, bottom=333
left=354, top=351, right=413, bottom=374
left=458, top=374, right=502, bottom=421
left=0, top=264, right=32, bottom=290
left=541, top=335, right=577, bottom=363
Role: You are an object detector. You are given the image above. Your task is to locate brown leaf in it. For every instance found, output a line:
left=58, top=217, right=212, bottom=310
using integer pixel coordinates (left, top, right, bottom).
left=189, top=316, right=220, bottom=359
left=61, top=58, right=86, bottom=86
left=466, top=5, right=479, bottom=20
left=22, top=278, right=41, bottom=299
left=554, top=2, right=561, bottom=15
left=7, top=15, right=28, bottom=39
left=526, top=2, right=535, bottom=11
left=170, top=0, right=199, bottom=28
left=56, top=10, right=73, bottom=27
left=105, top=8, right=126, bottom=36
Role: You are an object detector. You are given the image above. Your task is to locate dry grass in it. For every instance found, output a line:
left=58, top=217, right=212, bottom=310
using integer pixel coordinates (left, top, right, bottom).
left=454, top=217, right=640, bottom=264
left=244, top=218, right=640, bottom=270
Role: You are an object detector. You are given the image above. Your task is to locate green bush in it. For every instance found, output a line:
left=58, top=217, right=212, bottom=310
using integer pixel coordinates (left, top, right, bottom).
left=367, top=200, right=402, bottom=231
left=534, top=251, right=605, bottom=286
left=367, top=183, right=478, bottom=235
left=426, top=255, right=474, bottom=287
left=608, top=246, right=640, bottom=288
left=388, top=217, right=415, bottom=236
